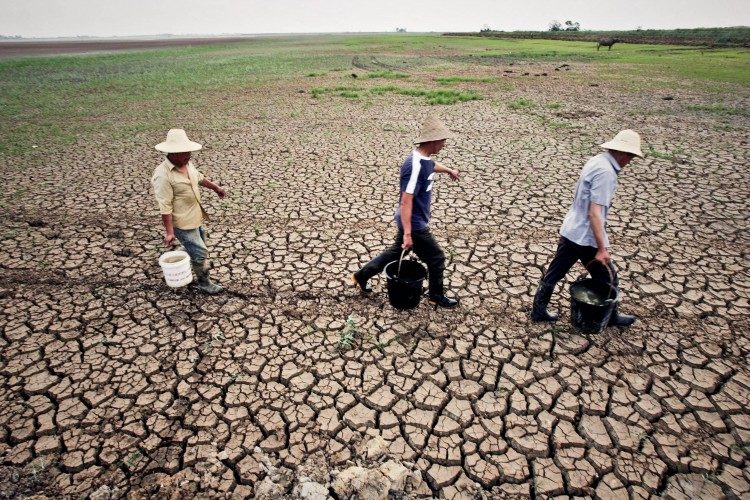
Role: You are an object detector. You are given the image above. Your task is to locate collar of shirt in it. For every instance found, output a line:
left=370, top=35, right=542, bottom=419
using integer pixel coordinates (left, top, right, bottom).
left=412, top=150, right=431, bottom=162
left=603, top=151, right=622, bottom=175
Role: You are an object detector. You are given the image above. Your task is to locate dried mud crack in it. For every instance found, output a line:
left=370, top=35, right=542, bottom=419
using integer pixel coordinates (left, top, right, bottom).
left=1, top=49, right=749, bottom=499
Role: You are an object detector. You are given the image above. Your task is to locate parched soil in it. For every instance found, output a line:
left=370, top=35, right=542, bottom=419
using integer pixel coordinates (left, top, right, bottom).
left=0, top=56, right=749, bottom=499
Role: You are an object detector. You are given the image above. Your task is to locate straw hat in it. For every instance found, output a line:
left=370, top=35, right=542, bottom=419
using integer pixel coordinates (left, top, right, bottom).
left=414, top=116, right=453, bottom=144
left=155, top=129, right=203, bottom=153
left=600, top=129, right=643, bottom=158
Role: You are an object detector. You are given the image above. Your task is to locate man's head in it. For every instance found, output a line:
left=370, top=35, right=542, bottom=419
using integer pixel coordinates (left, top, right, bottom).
left=167, top=151, right=192, bottom=167
left=155, top=129, right=202, bottom=166
left=415, top=116, right=452, bottom=154
left=599, top=129, right=643, bottom=167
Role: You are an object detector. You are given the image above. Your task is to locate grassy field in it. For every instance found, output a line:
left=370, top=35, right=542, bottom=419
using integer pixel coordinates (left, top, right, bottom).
left=0, top=33, right=748, bottom=155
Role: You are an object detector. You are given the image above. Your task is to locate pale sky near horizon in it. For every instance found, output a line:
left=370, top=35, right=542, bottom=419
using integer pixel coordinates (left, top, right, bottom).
left=1, top=0, right=748, bottom=38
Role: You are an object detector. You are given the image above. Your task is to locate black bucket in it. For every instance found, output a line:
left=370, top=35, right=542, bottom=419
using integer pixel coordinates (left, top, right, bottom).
left=569, top=278, right=619, bottom=333
left=384, top=252, right=427, bottom=310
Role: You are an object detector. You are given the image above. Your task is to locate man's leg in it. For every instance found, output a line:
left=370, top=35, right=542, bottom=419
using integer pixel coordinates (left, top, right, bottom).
left=174, top=226, right=223, bottom=294
left=531, top=237, right=581, bottom=321
left=412, top=229, right=457, bottom=308
left=583, top=257, right=635, bottom=327
left=353, top=231, right=404, bottom=293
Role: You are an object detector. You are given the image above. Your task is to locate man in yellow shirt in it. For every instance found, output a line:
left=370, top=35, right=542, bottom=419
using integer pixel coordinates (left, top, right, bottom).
left=151, top=129, right=226, bottom=294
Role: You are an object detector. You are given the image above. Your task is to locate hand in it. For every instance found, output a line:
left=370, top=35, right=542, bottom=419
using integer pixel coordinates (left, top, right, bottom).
left=402, top=233, right=413, bottom=250
left=594, top=248, right=611, bottom=267
left=164, top=233, right=175, bottom=248
left=215, top=187, right=226, bottom=199
left=448, top=169, right=460, bottom=181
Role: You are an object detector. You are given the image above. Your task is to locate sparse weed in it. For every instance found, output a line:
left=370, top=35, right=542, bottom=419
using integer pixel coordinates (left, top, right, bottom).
left=312, top=85, right=480, bottom=105
left=687, top=103, right=745, bottom=116
left=645, top=146, right=682, bottom=161
left=367, top=70, right=410, bottom=79
left=729, top=441, right=750, bottom=456
left=337, top=90, right=360, bottom=99
left=337, top=314, right=358, bottom=350
left=434, top=75, right=496, bottom=84
left=509, top=97, right=535, bottom=110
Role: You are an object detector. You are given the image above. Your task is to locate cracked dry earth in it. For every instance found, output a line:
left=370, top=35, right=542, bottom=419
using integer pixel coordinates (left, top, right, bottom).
left=1, top=58, right=749, bottom=499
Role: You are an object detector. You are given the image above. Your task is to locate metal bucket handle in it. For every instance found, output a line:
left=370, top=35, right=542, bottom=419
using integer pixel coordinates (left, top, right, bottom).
left=584, top=259, right=616, bottom=301
left=397, top=248, right=410, bottom=278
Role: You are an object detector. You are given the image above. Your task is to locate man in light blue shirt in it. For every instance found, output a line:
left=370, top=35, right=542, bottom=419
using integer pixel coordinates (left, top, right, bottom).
left=531, top=130, right=643, bottom=327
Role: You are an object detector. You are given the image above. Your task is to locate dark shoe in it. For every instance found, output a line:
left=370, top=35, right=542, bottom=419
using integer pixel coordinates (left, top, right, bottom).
left=531, top=281, right=558, bottom=322
left=351, top=272, right=372, bottom=294
left=429, top=295, right=459, bottom=308
left=608, top=309, right=636, bottom=327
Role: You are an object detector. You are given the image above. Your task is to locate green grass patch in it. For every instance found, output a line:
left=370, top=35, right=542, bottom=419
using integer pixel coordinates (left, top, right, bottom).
left=645, top=146, right=682, bottom=161
left=509, top=97, right=535, bottom=110
left=336, top=90, right=360, bottom=99
left=371, top=86, right=481, bottom=105
left=687, top=103, right=746, bottom=116
left=314, top=84, right=480, bottom=105
left=434, top=75, right=497, bottom=84
left=366, top=70, right=410, bottom=79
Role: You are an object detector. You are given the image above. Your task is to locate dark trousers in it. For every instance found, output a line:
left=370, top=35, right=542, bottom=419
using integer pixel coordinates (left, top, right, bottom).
left=542, top=237, right=618, bottom=289
left=357, top=228, right=445, bottom=296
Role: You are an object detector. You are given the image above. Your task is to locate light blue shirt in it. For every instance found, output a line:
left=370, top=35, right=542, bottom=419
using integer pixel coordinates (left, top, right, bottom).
left=559, top=152, right=621, bottom=248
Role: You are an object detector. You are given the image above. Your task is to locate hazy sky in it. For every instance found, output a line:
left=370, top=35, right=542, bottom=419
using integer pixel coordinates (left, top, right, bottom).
left=2, top=0, right=748, bottom=38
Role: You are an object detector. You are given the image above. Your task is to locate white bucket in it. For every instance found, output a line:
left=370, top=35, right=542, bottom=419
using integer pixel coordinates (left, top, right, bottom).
left=159, top=250, right=193, bottom=288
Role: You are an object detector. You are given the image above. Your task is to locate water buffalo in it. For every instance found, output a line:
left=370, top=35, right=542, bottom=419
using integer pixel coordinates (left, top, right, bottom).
left=597, top=38, right=620, bottom=51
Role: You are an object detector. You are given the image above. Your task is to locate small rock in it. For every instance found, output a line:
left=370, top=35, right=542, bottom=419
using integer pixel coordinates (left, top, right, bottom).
left=365, top=435, right=388, bottom=460
left=333, top=466, right=389, bottom=500
left=379, top=460, right=409, bottom=490
left=293, top=480, right=329, bottom=499
left=255, top=476, right=286, bottom=499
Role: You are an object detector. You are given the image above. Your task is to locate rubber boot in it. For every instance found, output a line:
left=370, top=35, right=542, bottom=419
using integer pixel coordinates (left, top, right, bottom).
left=193, top=265, right=224, bottom=295
left=531, top=281, right=558, bottom=322
left=351, top=272, right=372, bottom=294
left=608, top=305, right=636, bottom=327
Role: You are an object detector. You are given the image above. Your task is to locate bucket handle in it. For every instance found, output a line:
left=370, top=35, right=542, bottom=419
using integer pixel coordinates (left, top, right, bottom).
left=397, top=248, right=411, bottom=278
left=584, top=259, right=616, bottom=301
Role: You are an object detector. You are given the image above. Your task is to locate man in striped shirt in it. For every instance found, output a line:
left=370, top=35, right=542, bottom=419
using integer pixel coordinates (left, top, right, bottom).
left=352, top=116, right=461, bottom=308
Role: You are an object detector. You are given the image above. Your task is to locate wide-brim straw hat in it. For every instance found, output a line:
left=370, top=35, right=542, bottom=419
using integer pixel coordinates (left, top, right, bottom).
left=600, top=129, right=643, bottom=158
left=155, top=128, right=203, bottom=153
left=414, top=116, right=453, bottom=144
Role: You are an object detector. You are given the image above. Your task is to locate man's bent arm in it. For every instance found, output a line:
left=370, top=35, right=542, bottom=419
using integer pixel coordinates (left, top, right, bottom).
left=400, top=193, right=414, bottom=249
left=434, top=162, right=460, bottom=180
left=200, top=178, right=225, bottom=197
left=588, top=202, right=610, bottom=265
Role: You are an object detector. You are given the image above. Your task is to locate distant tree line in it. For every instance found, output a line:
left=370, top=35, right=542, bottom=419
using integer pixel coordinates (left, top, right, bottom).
left=549, top=20, right=580, bottom=32
left=445, top=27, right=750, bottom=48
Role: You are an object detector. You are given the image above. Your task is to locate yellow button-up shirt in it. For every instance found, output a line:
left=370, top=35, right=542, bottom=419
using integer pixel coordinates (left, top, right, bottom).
left=151, top=159, right=206, bottom=230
